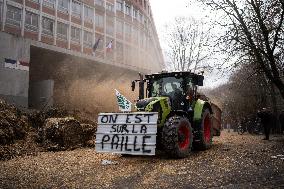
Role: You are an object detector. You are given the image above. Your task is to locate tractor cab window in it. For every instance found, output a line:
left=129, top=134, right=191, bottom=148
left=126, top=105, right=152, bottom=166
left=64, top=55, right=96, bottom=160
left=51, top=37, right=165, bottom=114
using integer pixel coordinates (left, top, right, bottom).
left=186, top=78, right=195, bottom=102
left=152, top=82, right=160, bottom=96
left=187, top=79, right=193, bottom=88
left=150, top=77, right=183, bottom=98
left=186, top=79, right=195, bottom=94
left=164, top=82, right=182, bottom=94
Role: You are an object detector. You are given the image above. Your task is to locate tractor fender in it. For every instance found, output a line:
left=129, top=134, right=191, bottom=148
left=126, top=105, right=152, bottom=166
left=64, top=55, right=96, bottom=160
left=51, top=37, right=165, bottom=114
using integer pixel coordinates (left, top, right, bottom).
left=193, top=99, right=212, bottom=121
left=144, top=97, right=171, bottom=127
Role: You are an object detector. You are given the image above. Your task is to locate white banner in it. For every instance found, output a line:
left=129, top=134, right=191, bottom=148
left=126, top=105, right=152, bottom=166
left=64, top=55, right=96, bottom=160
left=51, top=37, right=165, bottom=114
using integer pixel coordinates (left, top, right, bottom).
left=96, top=112, right=158, bottom=155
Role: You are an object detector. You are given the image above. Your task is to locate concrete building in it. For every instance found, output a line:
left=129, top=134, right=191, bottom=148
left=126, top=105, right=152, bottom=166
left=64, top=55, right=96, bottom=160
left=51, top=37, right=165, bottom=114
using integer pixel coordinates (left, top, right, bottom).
left=0, top=0, right=164, bottom=108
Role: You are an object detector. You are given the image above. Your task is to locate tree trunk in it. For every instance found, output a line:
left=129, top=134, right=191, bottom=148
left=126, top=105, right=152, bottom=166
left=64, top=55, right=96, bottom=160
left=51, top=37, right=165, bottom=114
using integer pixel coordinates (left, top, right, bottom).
left=272, top=77, right=284, bottom=100
left=270, top=83, right=281, bottom=133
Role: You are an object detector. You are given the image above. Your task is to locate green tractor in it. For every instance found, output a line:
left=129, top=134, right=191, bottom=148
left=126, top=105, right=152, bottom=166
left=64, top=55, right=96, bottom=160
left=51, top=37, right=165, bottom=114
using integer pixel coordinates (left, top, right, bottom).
left=131, top=71, right=215, bottom=158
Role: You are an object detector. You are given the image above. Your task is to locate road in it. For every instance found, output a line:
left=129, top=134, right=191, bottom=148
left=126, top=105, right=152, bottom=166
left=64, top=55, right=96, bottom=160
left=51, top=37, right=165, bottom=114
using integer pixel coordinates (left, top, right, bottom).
left=0, top=132, right=284, bottom=189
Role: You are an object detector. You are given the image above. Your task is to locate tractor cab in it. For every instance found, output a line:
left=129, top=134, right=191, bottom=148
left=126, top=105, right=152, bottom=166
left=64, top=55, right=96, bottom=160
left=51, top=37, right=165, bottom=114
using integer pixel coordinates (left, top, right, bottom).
left=146, top=72, right=204, bottom=111
left=132, top=71, right=204, bottom=113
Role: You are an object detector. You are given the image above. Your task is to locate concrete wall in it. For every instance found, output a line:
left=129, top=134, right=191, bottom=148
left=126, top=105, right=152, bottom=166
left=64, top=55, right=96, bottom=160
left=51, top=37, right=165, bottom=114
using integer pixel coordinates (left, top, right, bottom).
left=29, top=45, right=140, bottom=111
left=0, top=32, right=30, bottom=107
left=0, top=32, right=149, bottom=110
left=29, top=80, right=54, bottom=109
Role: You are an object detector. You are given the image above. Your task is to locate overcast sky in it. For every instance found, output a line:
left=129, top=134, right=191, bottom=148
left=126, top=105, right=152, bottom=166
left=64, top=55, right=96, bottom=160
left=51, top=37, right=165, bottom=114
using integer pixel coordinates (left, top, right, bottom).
left=150, top=0, right=207, bottom=63
left=150, top=0, right=201, bottom=31
left=150, top=0, right=202, bottom=48
left=149, top=0, right=227, bottom=87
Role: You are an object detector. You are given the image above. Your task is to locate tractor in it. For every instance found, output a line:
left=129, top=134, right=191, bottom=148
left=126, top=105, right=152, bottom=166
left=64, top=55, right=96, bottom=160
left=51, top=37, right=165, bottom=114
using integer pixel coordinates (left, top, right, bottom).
left=130, top=71, right=217, bottom=158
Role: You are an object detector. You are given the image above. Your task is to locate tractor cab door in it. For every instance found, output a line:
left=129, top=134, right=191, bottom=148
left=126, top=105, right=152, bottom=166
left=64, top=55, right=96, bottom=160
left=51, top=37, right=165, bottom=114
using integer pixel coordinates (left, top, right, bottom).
left=184, top=78, right=196, bottom=109
left=149, top=77, right=187, bottom=111
left=162, top=79, right=186, bottom=111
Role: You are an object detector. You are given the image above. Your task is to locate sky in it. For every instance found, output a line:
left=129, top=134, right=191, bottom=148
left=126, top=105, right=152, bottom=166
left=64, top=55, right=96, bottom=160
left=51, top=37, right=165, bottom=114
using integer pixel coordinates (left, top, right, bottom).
left=150, top=0, right=203, bottom=27
left=150, top=0, right=203, bottom=48
left=150, top=0, right=228, bottom=88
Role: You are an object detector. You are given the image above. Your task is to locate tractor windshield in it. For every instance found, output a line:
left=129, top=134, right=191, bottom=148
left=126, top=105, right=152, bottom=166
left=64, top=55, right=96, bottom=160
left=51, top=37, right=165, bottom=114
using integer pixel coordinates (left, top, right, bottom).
left=150, top=77, right=183, bottom=98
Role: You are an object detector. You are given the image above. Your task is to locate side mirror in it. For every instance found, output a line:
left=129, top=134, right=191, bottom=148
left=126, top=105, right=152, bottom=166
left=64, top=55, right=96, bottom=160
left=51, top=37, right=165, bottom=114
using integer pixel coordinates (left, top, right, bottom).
left=197, top=75, right=204, bottom=86
left=131, top=81, right=135, bottom=91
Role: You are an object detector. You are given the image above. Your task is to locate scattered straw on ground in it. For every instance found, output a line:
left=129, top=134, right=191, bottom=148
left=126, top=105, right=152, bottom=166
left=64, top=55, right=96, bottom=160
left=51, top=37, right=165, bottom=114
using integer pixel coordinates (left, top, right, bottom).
left=1, top=132, right=283, bottom=188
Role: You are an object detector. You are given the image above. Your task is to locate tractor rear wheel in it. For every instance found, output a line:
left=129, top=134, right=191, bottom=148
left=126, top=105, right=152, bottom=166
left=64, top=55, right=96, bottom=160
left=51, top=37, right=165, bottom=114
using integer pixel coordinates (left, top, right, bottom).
left=194, top=108, right=213, bottom=150
left=162, top=116, right=193, bottom=158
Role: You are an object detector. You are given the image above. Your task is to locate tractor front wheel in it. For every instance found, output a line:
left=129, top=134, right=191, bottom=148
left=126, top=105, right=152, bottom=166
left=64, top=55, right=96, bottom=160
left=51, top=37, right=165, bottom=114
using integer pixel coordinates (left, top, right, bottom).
left=162, top=116, right=193, bottom=158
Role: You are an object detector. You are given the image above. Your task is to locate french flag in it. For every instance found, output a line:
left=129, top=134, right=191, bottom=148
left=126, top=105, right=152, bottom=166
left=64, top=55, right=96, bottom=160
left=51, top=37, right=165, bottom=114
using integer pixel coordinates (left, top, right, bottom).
left=4, top=58, right=29, bottom=71
left=4, top=58, right=17, bottom=69
left=18, top=60, right=29, bottom=71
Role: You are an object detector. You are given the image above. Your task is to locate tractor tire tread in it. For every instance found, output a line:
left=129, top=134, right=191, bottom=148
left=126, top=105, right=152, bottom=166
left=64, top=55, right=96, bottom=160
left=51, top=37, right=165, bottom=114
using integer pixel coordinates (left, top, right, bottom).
left=162, top=116, right=192, bottom=158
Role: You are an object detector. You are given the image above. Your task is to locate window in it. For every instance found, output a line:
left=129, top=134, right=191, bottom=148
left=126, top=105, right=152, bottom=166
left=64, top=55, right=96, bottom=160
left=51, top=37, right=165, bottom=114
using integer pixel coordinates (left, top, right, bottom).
left=133, top=8, right=138, bottom=19
left=95, top=14, right=104, bottom=28
left=106, top=16, right=114, bottom=35
left=83, top=31, right=92, bottom=47
left=106, top=37, right=114, bottom=58
left=138, top=12, right=143, bottom=22
left=125, top=23, right=131, bottom=37
left=25, top=11, right=38, bottom=31
left=116, top=42, right=123, bottom=60
left=132, top=27, right=138, bottom=41
left=84, top=5, right=93, bottom=22
left=125, top=4, right=130, bottom=16
left=116, top=0, right=123, bottom=12
left=116, top=20, right=123, bottom=34
left=95, top=0, right=104, bottom=7
left=30, top=0, right=39, bottom=4
left=6, top=5, right=22, bottom=27
left=125, top=44, right=131, bottom=63
left=58, top=0, right=69, bottom=12
left=143, top=33, right=146, bottom=48
left=57, top=22, right=68, bottom=40
left=95, top=33, right=104, bottom=50
left=150, top=77, right=183, bottom=98
left=71, top=26, right=80, bottom=42
left=139, top=30, right=144, bottom=46
left=72, top=0, right=81, bottom=17
left=43, top=0, right=55, bottom=8
left=106, top=26, right=113, bottom=35
left=106, top=2, right=114, bottom=12
left=42, top=17, right=54, bottom=36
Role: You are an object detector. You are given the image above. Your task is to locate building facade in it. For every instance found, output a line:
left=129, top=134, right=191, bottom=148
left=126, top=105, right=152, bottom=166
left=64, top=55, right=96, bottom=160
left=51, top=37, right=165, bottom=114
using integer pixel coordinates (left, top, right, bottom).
left=0, top=0, right=164, bottom=108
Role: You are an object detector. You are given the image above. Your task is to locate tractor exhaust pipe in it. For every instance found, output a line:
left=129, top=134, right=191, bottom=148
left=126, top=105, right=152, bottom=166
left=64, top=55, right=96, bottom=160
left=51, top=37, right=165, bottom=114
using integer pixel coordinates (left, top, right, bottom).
left=131, top=73, right=145, bottom=100
left=138, top=73, right=144, bottom=100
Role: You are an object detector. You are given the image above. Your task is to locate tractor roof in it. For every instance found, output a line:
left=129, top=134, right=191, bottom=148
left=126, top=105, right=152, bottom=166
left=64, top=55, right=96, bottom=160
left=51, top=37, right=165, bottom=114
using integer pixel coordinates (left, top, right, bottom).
left=145, top=71, right=203, bottom=79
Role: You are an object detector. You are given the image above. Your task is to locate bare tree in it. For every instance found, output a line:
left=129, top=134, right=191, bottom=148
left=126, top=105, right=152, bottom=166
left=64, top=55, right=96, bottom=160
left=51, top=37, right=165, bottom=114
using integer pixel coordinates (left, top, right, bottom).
left=164, top=17, right=213, bottom=73
left=198, top=0, right=284, bottom=99
left=206, top=60, right=284, bottom=131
